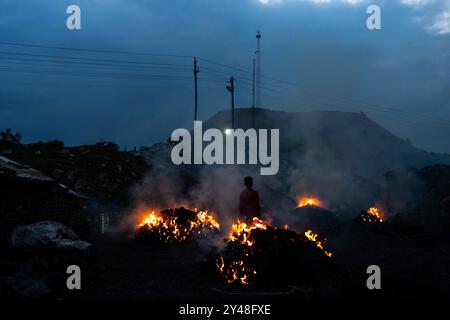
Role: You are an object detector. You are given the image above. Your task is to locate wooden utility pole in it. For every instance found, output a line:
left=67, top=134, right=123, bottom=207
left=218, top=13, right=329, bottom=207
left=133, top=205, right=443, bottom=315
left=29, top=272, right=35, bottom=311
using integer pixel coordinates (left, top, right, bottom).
left=226, top=76, right=235, bottom=130
left=193, top=57, right=200, bottom=121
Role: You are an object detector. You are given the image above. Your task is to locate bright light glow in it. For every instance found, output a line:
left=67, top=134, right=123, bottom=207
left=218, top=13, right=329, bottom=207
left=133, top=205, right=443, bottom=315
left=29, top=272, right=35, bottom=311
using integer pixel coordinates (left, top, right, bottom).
left=224, top=129, right=233, bottom=135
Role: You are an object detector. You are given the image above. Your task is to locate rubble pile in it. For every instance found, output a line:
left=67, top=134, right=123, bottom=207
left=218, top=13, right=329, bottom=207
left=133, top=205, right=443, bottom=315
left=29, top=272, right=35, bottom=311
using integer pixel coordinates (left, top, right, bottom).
left=0, top=140, right=147, bottom=207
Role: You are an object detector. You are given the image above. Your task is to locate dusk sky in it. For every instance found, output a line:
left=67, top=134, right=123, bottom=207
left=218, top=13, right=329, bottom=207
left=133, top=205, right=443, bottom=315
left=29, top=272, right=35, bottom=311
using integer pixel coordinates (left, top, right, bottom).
left=0, top=0, right=449, bottom=152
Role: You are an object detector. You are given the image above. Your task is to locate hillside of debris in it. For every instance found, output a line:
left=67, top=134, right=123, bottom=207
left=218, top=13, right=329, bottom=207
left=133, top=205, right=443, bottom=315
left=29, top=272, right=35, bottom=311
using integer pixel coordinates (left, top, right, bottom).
left=203, top=108, right=450, bottom=175
left=0, top=138, right=147, bottom=207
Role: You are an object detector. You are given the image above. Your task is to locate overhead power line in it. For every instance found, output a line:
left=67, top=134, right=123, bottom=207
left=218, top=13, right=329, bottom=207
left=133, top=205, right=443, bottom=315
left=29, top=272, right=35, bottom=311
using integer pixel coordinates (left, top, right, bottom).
left=0, top=51, right=190, bottom=67
left=0, top=66, right=224, bottom=83
left=0, top=58, right=192, bottom=73
left=0, top=41, right=193, bottom=59
left=1, top=40, right=450, bottom=131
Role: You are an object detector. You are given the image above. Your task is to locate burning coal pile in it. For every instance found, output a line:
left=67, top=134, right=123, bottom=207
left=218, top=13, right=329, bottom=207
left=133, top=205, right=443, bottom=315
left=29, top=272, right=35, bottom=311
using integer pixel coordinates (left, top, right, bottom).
left=208, top=218, right=336, bottom=288
left=135, top=207, right=220, bottom=243
left=291, top=196, right=338, bottom=232
left=297, top=196, right=322, bottom=208
left=356, top=207, right=384, bottom=225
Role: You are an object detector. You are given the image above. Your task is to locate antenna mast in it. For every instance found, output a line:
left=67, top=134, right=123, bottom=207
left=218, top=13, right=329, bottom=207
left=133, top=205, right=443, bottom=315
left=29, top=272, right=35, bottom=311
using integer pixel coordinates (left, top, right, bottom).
left=256, top=30, right=262, bottom=108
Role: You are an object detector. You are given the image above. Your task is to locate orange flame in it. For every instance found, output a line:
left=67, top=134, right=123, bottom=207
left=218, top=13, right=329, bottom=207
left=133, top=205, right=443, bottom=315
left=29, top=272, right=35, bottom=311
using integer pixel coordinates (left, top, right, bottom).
left=297, top=196, right=322, bottom=208
left=228, top=217, right=267, bottom=246
left=137, top=208, right=219, bottom=242
left=216, top=217, right=267, bottom=285
left=138, top=210, right=163, bottom=228
left=216, top=256, right=256, bottom=285
left=305, top=229, right=333, bottom=257
left=363, top=207, right=384, bottom=223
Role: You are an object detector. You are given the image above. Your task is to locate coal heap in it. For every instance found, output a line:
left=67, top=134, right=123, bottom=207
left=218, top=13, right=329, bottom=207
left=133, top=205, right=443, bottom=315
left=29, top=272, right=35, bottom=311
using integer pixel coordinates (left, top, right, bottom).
left=135, top=207, right=219, bottom=243
left=291, top=205, right=338, bottom=232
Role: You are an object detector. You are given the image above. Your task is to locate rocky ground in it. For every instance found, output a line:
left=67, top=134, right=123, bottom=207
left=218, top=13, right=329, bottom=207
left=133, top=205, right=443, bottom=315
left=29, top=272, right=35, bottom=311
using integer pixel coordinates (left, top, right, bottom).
left=1, top=210, right=449, bottom=300
left=59, top=225, right=450, bottom=300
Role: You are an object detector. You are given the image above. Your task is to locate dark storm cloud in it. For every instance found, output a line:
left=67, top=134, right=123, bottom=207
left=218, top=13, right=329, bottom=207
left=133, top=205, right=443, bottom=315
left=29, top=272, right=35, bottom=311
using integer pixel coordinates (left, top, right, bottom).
left=0, top=0, right=449, bottom=151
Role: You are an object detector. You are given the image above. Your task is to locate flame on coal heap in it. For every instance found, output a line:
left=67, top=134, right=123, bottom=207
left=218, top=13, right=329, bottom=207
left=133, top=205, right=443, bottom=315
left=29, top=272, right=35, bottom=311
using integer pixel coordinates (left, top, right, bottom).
left=216, top=219, right=335, bottom=285
left=304, top=229, right=333, bottom=258
left=297, top=196, right=322, bottom=208
left=137, top=208, right=219, bottom=242
left=216, top=217, right=267, bottom=285
left=363, top=207, right=384, bottom=223
left=215, top=256, right=256, bottom=285
left=193, top=209, right=221, bottom=230
left=138, top=210, right=163, bottom=228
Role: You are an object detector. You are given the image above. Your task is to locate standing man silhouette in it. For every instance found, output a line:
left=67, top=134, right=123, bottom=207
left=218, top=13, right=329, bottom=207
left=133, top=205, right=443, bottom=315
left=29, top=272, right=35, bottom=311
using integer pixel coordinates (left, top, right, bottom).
left=239, top=176, right=261, bottom=220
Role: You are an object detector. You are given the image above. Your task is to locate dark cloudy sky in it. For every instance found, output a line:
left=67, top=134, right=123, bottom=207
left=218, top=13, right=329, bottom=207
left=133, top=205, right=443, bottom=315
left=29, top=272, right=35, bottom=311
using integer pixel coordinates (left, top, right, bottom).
left=0, top=0, right=449, bottom=152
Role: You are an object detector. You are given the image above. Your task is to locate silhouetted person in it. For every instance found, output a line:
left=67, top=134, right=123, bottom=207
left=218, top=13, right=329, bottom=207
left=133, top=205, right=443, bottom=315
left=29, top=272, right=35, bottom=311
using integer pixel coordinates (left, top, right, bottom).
left=239, top=176, right=261, bottom=220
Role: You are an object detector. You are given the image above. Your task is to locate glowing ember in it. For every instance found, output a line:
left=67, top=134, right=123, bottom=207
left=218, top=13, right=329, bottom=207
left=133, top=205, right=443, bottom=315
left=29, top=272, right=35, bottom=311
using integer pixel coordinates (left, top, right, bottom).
left=361, top=207, right=384, bottom=223
left=215, top=256, right=256, bottom=285
left=304, top=229, right=333, bottom=257
left=192, top=209, right=221, bottom=230
left=297, top=196, right=321, bottom=208
left=216, top=217, right=267, bottom=285
left=136, top=208, right=220, bottom=243
left=228, top=217, right=267, bottom=246
left=138, top=210, right=163, bottom=228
